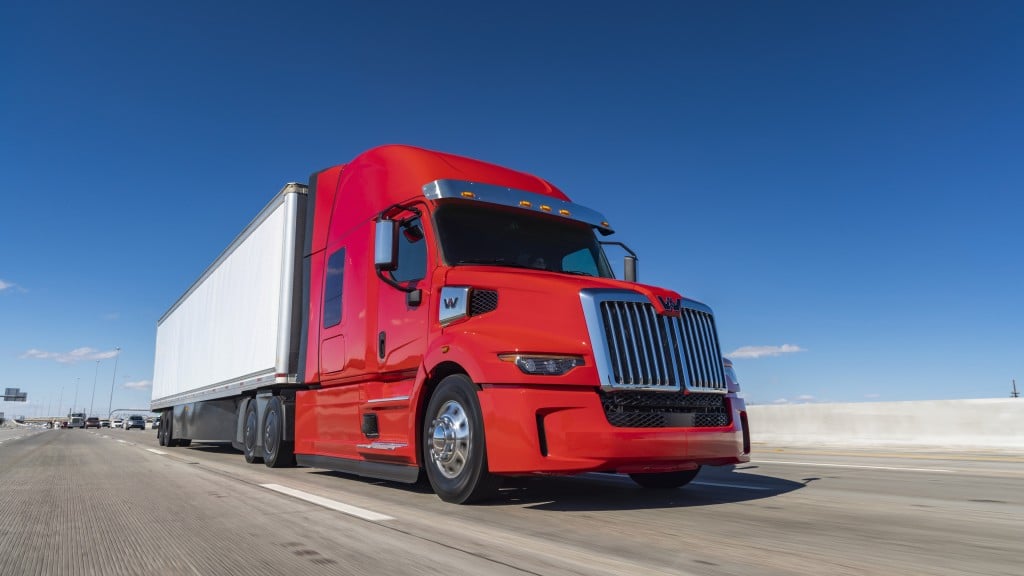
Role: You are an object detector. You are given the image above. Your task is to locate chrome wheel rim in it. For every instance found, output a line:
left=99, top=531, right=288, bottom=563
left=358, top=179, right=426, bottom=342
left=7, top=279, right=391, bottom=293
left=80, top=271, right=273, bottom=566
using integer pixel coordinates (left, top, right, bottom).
left=429, top=400, right=471, bottom=479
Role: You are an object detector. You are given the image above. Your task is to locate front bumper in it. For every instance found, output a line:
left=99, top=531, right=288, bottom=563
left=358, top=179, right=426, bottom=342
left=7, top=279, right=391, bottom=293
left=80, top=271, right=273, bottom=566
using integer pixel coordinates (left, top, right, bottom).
left=478, top=385, right=750, bottom=475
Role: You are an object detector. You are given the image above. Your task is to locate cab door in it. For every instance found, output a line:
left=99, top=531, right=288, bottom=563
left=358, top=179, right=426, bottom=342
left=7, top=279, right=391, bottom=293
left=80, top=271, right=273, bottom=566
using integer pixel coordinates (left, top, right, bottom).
left=374, top=207, right=433, bottom=383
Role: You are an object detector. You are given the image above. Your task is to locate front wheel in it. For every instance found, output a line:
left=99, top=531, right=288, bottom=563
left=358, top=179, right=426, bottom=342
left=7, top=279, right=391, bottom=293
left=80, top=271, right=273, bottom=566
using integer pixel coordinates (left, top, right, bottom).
left=422, top=374, right=500, bottom=504
left=629, top=467, right=701, bottom=489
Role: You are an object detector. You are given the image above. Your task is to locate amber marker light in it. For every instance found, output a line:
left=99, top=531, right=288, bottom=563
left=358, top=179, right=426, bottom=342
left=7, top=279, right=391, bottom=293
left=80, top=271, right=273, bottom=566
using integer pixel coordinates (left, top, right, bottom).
left=540, top=205, right=552, bottom=212
left=559, top=209, right=570, bottom=216
left=461, top=191, right=476, bottom=198
left=519, top=200, right=532, bottom=207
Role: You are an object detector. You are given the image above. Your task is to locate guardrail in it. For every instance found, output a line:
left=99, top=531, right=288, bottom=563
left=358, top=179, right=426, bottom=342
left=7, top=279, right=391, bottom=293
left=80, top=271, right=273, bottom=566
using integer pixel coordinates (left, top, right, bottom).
left=748, top=398, right=1024, bottom=450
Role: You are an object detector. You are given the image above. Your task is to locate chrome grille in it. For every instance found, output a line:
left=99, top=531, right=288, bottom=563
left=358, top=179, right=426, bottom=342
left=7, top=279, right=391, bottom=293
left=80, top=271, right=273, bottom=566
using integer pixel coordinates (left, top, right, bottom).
left=583, top=290, right=727, bottom=393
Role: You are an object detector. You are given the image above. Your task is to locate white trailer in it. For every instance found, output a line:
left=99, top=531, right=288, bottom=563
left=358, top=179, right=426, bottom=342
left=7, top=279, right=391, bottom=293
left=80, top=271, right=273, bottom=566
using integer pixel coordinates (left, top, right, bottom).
left=151, top=184, right=307, bottom=444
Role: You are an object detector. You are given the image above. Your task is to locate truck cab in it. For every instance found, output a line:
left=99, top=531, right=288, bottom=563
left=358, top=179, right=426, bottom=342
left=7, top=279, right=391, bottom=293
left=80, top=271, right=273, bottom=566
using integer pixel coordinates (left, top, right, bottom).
left=295, top=146, right=749, bottom=502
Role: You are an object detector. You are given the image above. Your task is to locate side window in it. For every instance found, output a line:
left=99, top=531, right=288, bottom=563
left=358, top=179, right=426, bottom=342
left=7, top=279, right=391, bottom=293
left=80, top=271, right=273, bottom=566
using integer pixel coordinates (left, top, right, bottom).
left=323, top=248, right=345, bottom=328
left=391, top=217, right=427, bottom=283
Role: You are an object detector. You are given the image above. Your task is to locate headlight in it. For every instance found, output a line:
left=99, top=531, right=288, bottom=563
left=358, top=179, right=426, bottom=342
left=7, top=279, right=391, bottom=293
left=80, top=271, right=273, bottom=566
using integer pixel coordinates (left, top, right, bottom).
left=499, top=354, right=584, bottom=376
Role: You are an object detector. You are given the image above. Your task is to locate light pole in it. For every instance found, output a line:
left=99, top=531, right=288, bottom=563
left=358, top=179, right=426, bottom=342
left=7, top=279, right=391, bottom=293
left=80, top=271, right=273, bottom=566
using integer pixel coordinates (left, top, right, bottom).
left=107, top=346, right=121, bottom=418
left=72, top=378, right=79, bottom=414
left=58, top=385, right=64, bottom=418
left=89, top=359, right=100, bottom=416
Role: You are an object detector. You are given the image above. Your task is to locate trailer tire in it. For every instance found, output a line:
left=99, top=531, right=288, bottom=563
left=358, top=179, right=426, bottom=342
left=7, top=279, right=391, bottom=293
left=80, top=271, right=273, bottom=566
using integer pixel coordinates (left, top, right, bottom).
left=163, top=412, right=180, bottom=448
left=262, top=396, right=295, bottom=468
left=423, top=374, right=500, bottom=504
left=243, top=401, right=262, bottom=464
left=628, top=467, right=701, bottom=489
left=157, top=418, right=167, bottom=446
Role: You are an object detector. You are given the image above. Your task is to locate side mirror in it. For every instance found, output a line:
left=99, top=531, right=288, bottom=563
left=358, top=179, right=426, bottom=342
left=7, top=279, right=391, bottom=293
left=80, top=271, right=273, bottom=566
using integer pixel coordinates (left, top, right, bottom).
left=624, top=255, right=638, bottom=282
left=375, top=219, right=398, bottom=271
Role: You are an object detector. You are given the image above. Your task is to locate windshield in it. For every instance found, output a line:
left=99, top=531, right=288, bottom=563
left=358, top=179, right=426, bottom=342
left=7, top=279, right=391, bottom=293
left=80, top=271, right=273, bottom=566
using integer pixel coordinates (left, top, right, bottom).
left=434, top=203, right=614, bottom=278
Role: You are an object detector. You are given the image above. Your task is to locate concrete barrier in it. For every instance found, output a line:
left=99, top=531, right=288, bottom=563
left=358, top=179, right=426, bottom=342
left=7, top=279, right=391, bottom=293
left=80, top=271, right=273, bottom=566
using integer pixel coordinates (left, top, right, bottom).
left=747, top=398, right=1024, bottom=450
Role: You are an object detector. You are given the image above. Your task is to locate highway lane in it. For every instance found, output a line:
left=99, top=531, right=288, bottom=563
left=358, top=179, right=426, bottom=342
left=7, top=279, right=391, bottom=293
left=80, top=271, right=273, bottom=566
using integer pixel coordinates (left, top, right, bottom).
left=1, top=430, right=1021, bottom=576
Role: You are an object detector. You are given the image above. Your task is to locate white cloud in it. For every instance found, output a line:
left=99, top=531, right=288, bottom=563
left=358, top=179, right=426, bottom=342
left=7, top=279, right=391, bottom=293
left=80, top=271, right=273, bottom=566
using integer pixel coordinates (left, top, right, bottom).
left=0, top=279, right=16, bottom=291
left=123, top=380, right=151, bottom=390
left=727, top=344, right=806, bottom=359
left=20, top=347, right=121, bottom=364
left=772, top=398, right=790, bottom=404
left=796, top=395, right=815, bottom=402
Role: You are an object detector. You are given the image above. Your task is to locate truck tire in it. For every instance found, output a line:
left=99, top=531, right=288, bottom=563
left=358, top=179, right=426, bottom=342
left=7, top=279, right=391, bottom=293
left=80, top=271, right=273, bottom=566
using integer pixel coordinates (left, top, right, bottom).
left=422, top=374, right=500, bottom=504
left=262, top=396, right=295, bottom=468
left=243, top=400, right=263, bottom=464
left=163, top=412, right=180, bottom=448
left=628, top=467, right=701, bottom=489
left=157, top=418, right=167, bottom=446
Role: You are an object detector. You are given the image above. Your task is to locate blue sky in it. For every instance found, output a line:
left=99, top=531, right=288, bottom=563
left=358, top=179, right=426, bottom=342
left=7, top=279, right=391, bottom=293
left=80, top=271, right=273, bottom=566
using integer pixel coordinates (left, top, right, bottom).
left=2, top=1, right=1022, bottom=418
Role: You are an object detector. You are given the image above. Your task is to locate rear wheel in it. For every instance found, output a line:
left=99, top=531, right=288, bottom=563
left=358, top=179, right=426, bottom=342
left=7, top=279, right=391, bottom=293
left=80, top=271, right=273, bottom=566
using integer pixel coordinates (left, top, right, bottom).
left=163, top=412, right=179, bottom=448
left=629, top=467, right=701, bottom=489
left=157, top=418, right=167, bottom=446
left=243, top=401, right=262, bottom=464
left=422, top=374, right=500, bottom=504
left=262, top=396, right=295, bottom=468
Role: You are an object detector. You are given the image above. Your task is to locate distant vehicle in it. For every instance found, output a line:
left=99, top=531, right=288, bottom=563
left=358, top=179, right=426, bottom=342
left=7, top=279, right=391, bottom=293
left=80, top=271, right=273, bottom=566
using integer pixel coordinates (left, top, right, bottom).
left=60, top=421, right=68, bottom=429
left=124, top=415, right=146, bottom=430
left=100, top=419, right=110, bottom=428
left=68, top=412, right=86, bottom=429
left=84, top=417, right=101, bottom=429
left=111, top=418, right=123, bottom=428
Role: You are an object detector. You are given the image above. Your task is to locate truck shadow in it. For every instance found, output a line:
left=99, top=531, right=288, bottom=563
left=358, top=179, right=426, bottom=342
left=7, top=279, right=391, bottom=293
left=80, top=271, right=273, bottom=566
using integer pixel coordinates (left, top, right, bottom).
left=489, top=465, right=806, bottom=511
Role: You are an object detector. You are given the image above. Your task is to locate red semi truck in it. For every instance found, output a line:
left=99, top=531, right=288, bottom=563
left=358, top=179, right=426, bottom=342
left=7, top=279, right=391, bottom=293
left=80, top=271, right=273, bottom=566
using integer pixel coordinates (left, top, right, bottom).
left=151, top=145, right=750, bottom=503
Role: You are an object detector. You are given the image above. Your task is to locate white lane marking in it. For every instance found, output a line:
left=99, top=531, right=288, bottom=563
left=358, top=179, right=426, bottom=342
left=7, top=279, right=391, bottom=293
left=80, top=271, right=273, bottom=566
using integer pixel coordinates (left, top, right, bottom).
left=116, top=439, right=128, bottom=444
left=753, top=459, right=954, bottom=473
left=693, top=481, right=770, bottom=491
left=146, top=449, right=168, bottom=455
left=260, top=483, right=394, bottom=522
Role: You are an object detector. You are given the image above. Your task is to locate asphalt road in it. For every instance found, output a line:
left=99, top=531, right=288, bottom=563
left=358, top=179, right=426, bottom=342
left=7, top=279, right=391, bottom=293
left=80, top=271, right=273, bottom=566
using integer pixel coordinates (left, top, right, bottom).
left=1, top=427, right=1021, bottom=576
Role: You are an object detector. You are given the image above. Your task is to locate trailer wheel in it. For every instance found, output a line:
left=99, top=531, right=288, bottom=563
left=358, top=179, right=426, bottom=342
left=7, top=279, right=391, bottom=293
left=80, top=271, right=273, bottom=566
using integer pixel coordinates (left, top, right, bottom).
left=422, top=374, right=500, bottom=504
left=163, top=412, right=180, bottom=448
left=628, top=467, right=701, bottom=489
left=243, top=401, right=262, bottom=464
left=262, top=396, right=295, bottom=468
left=157, top=418, right=167, bottom=446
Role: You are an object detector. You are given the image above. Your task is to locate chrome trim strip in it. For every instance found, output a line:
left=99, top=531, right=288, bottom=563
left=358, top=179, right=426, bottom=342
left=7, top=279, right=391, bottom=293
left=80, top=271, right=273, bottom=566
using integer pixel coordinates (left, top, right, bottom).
left=422, top=179, right=613, bottom=232
left=366, top=396, right=411, bottom=404
left=356, top=442, right=408, bottom=451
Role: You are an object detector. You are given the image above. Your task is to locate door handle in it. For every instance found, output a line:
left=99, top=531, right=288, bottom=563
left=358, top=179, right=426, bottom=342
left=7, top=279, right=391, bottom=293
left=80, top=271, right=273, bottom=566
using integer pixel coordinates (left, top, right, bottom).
left=378, top=331, right=386, bottom=359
